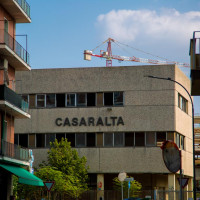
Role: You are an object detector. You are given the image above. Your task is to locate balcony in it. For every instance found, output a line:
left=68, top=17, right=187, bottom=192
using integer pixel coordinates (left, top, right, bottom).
left=0, top=139, right=30, bottom=165
left=0, top=30, right=30, bottom=71
left=0, top=84, right=30, bottom=118
left=0, top=0, right=31, bottom=23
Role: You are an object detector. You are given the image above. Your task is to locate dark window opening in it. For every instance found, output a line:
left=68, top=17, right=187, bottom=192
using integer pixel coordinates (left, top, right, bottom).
left=87, top=133, right=96, bottom=147
left=37, top=94, right=45, bottom=108
left=46, top=94, right=56, bottom=108
left=88, top=174, right=97, bottom=189
left=157, top=132, right=166, bottom=146
left=67, top=94, right=76, bottom=107
left=135, top=132, right=145, bottom=146
left=56, top=94, right=65, bottom=107
left=36, top=134, right=45, bottom=148
left=146, top=132, right=156, bottom=146
left=114, top=92, right=123, bottom=106
left=76, top=133, right=86, bottom=147
left=21, top=95, right=28, bottom=103
left=77, top=93, right=86, bottom=107
left=66, top=133, right=75, bottom=147
left=114, top=132, right=124, bottom=147
left=104, top=133, right=113, bottom=147
left=56, top=133, right=65, bottom=142
left=46, top=134, right=55, bottom=148
left=87, top=93, right=96, bottom=107
left=29, top=134, right=35, bottom=148
left=14, top=134, right=18, bottom=145
left=104, top=93, right=113, bottom=106
left=125, top=132, right=134, bottom=146
left=19, top=134, right=28, bottom=148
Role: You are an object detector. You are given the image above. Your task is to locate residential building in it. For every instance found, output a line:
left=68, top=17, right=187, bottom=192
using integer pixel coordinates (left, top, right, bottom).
left=0, top=0, right=43, bottom=199
left=15, top=65, right=193, bottom=199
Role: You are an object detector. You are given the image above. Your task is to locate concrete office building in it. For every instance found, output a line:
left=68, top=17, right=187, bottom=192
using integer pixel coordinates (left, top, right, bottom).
left=15, top=65, right=193, bottom=198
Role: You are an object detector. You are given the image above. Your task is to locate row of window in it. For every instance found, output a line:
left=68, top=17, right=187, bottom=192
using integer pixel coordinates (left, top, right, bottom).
left=178, top=93, right=188, bottom=113
left=21, top=92, right=124, bottom=108
left=14, top=132, right=185, bottom=150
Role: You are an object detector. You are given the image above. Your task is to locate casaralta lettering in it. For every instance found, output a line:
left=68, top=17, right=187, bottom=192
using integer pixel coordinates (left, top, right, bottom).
left=55, top=117, right=124, bottom=127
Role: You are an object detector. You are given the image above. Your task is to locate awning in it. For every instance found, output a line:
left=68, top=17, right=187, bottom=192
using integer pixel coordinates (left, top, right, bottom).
left=0, top=163, right=44, bottom=186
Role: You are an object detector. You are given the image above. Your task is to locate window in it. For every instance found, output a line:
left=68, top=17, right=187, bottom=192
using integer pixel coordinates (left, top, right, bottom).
left=29, top=94, right=35, bottom=108
left=125, top=132, right=134, bottom=146
left=114, top=92, right=123, bottom=106
left=87, top=93, right=96, bottom=107
left=21, top=95, right=29, bottom=103
left=87, top=133, right=96, bottom=147
left=178, top=94, right=188, bottom=113
left=104, top=93, right=113, bottom=106
left=66, top=94, right=76, bottom=107
left=29, top=134, right=35, bottom=148
left=56, top=133, right=65, bottom=142
left=36, top=94, right=45, bottom=108
left=56, top=94, right=65, bottom=107
left=146, top=132, right=156, bottom=146
left=180, top=135, right=184, bottom=150
left=19, top=134, right=28, bottom=148
left=156, top=132, right=166, bottom=146
left=14, top=134, right=19, bottom=145
left=97, top=93, right=103, bottom=107
left=104, top=133, right=113, bottom=147
left=46, top=134, right=55, bottom=148
left=66, top=133, right=75, bottom=147
left=135, top=132, right=145, bottom=146
left=114, top=133, right=124, bottom=147
left=77, top=93, right=86, bottom=107
left=76, top=133, right=86, bottom=147
left=36, top=134, right=45, bottom=148
left=176, top=133, right=180, bottom=148
left=46, top=94, right=56, bottom=108
left=96, top=133, right=103, bottom=147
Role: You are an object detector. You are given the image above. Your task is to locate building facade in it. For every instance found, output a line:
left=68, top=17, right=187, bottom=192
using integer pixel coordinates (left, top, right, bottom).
left=15, top=65, right=193, bottom=198
left=0, top=1, right=43, bottom=199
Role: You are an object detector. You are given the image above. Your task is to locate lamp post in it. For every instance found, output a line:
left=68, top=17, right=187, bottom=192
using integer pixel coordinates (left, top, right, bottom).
left=145, top=75, right=196, bottom=200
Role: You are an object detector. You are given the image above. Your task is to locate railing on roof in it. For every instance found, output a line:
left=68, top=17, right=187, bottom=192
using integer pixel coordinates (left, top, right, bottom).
left=0, top=30, right=30, bottom=65
left=0, top=139, right=30, bottom=162
left=14, top=0, right=30, bottom=18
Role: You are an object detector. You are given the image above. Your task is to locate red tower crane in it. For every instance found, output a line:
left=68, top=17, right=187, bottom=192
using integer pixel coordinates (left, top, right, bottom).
left=84, top=38, right=190, bottom=68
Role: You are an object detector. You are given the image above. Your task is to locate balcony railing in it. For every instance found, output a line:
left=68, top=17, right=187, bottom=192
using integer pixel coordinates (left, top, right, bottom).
left=0, top=84, right=29, bottom=113
left=14, top=0, right=30, bottom=18
left=0, top=30, right=30, bottom=65
left=0, top=139, right=29, bottom=162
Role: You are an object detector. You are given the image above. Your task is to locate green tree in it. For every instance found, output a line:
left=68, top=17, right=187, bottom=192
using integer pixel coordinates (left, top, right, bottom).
left=113, top=177, right=142, bottom=198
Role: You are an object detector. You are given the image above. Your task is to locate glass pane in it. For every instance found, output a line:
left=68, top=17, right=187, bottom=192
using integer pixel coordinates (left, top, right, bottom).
left=114, top=133, right=124, bottom=146
left=87, top=93, right=96, bottom=107
left=176, top=133, right=180, bottom=148
left=67, top=94, right=76, bottom=107
left=157, top=132, right=166, bottom=146
left=77, top=93, right=86, bottom=106
left=104, top=133, right=113, bottom=147
left=36, top=134, right=45, bottom=148
left=104, top=93, right=113, bottom=106
left=22, top=95, right=28, bottom=103
left=46, top=94, right=56, bottom=108
left=37, top=94, right=45, bottom=108
left=66, top=133, right=75, bottom=147
left=76, top=133, right=86, bottom=147
left=114, top=92, right=123, bottom=106
left=46, top=134, right=55, bottom=148
left=19, top=134, right=28, bottom=148
left=135, top=132, right=145, bottom=146
left=56, top=133, right=65, bottom=143
left=125, top=132, right=134, bottom=146
left=87, top=133, right=96, bottom=147
left=14, top=134, right=18, bottom=145
left=146, top=132, right=156, bottom=146
left=180, top=135, right=184, bottom=150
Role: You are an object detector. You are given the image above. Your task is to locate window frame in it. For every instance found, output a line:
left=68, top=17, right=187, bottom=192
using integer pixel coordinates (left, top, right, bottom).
left=36, top=94, right=46, bottom=108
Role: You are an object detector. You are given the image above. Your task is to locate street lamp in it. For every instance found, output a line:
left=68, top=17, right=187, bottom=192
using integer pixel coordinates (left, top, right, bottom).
left=145, top=75, right=196, bottom=200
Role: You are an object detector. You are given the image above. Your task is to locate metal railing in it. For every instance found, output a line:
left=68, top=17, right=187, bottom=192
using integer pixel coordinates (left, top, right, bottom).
left=0, top=84, right=29, bottom=113
left=0, top=30, right=30, bottom=65
left=14, top=0, right=30, bottom=18
left=0, top=139, right=30, bottom=162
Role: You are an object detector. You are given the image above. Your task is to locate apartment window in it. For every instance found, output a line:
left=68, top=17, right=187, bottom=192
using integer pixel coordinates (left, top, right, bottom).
left=66, top=133, right=75, bottom=147
left=46, top=134, right=55, bottom=148
left=104, top=133, right=113, bottom=147
left=56, top=94, right=65, bottom=107
left=104, top=93, right=113, bottom=106
left=180, top=135, right=184, bottom=150
left=97, top=93, right=103, bottom=107
left=135, top=132, right=145, bottom=146
left=125, top=132, right=134, bottom=146
left=76, top=133, right=86, bottom=147
left=87, top=133, right=96, bottom=147
left=146, top=132, right=156, bottom=146
left=14, top=134, right=19, bottom=145
left=114, top=92, right=123, bottom=106
left=29, top=134, right=35, bottom=148
left=19, top=134, right=28, bottom=148
left=156, top=132, right=166, bottom=146
left=96, top=133, right=103, bottom=147
left=114, top=132, right=124, bottom=147
left=77, top=93, right=86, bottom=107
left=36, top=94, right=45, bottom=108
left=36, top=134, right=45, bottom=148
left=56, top=133, right=65, bottom=142
left=29, top=94, right=35, bottom=108
left=178, top=94, right=188, bottom=113
left=87, top=93, right=96, bottom=107
left=176, top=133, right=180, bottom=148
left=46, top=94, right=56, bottom=108
left=21, top=94, right=29, bottom=103
left=66, top=94, right=76, bottom=107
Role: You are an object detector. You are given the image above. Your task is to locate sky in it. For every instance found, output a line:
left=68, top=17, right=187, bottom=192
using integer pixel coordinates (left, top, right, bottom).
left=16, top=0, right=200, bottom=113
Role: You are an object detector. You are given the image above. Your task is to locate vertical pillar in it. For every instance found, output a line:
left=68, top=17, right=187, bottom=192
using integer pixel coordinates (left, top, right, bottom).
left=168, top=174, right=176, bottom=200
left=97, top=174, right=104, bottom=200
left=188, top=177, right=193, bottom=199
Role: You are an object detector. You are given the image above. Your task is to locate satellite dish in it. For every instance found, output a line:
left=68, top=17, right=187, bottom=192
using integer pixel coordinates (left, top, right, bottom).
left=161, top=140, right=181, bottom=173
left=118, top=172, right=127, bottom=182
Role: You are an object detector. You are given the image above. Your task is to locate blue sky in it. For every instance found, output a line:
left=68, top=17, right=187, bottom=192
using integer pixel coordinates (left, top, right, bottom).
left=16, top=0, right=200, bottom=113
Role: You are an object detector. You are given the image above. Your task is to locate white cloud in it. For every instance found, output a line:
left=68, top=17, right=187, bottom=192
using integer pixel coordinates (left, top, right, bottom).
left=96, top=8, right=200, bottom=43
